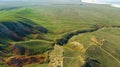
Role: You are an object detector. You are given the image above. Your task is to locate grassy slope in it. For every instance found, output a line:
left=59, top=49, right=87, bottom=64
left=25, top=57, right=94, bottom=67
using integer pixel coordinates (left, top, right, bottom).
left=64, top=27, right=120, bottom=67
left=16, top=40, right=53, bottom=55
left=0, top=3, right=120, bottom=67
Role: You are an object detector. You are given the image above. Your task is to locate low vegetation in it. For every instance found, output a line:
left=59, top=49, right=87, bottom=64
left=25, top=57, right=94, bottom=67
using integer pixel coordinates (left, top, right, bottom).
left=0, top=2, right=120, bottom=67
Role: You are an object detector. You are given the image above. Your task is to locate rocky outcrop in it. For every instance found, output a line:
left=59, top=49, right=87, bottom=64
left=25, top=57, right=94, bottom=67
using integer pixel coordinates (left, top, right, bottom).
left=10, top=44, right=28, bottom=55
left=5, top=55, right=47, bottom=67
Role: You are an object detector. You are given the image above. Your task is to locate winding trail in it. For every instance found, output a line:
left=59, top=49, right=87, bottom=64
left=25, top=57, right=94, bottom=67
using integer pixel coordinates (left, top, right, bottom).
left=96, top=45, right=120, bottom=64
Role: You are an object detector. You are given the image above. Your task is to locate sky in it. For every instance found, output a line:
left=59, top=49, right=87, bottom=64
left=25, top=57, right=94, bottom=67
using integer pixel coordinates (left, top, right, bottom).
left=82, top=0, right=120, bottom=8
left=81, top=0, right=120, bottom=4
left=0, top=0, right=120, bottom=4
left=0, top=0, right=82, bottom=4
left=0, top=0, right=81, bottom=3
left=0, top=0, right=120, bottom=8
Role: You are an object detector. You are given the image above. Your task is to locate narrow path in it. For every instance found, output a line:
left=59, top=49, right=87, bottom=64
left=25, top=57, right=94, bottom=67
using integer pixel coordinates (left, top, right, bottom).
left=85, top=44, right=120, bottom=64
left=96, top=45, right=120, bottom=64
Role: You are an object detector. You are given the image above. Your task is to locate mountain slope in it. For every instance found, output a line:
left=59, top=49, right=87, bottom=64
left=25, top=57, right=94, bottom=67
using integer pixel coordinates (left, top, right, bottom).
left=0, top=2, right=120, bottom=67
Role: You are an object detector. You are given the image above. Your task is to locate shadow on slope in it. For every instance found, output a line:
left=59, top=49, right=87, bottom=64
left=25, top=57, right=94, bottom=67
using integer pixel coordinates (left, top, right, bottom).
left=0, top=19, right=48, bottom=44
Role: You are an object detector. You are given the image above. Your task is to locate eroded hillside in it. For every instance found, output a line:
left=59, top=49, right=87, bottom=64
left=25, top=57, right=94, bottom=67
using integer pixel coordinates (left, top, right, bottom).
left=0, top=3, right=120, bottom=67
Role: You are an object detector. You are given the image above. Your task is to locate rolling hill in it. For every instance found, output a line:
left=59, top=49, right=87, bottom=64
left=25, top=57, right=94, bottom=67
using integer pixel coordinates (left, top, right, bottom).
left=0, top=1, right=120, bottom=67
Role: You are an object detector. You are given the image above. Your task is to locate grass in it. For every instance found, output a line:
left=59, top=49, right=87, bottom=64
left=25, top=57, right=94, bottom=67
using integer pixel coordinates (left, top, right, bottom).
left=86, top=45, right=120, bottom=67
left=23, top=63, right=48, bottom=67
left=64, top=27, right=120, bottom=67
left=0, top=64, right=9, bottom=67
left=16, top=40, right=54, bottom=55
left=0, top=2, right=120, bottom=67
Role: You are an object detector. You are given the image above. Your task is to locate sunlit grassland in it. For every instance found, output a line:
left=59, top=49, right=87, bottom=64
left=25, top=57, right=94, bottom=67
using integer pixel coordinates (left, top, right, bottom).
left=64, top=27, right=120, bottom=67
left=0, top=3, right=120, bottom=67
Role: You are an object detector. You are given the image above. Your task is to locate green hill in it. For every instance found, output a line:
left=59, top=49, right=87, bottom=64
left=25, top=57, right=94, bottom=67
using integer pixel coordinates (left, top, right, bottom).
left=0, top=2, right=120, bottom=67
